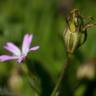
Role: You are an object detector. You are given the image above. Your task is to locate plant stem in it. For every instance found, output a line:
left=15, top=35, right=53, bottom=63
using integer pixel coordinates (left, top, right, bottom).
left=51, top=54, right=72, bottom=96
left=18, top=64, right=41, bottom=95
left=24, top=72, right=41, bottom=95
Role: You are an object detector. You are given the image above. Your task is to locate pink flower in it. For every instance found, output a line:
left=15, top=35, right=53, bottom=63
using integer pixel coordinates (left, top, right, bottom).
left=0, top=34, right=40, bottom=63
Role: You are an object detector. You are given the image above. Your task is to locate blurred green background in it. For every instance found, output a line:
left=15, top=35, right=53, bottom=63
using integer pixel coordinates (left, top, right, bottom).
left=0, top=0, right=96, bottom=96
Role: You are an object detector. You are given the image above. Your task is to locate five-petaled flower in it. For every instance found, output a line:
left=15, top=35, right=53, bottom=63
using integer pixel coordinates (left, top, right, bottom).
left=0, top=34, right=40, bottom=63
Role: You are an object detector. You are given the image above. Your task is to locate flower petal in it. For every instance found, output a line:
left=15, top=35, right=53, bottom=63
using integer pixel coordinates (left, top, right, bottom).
left=29, top=46, right=40, bottom=51
left=22, top=34, right=33, bottom=55
left=0, top=55, right=17, bottom=62
left=4, top=42, right=21, bottom=56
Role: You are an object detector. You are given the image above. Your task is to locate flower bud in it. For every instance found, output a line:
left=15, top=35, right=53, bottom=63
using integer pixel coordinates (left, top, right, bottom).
left=64, top=28, right=87, bottom=54
left=63, top=9, right=87, bottom=54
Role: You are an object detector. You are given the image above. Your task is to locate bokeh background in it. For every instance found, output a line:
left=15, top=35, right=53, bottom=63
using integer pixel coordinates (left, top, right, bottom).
left=0, top=0, right=96, bottom=96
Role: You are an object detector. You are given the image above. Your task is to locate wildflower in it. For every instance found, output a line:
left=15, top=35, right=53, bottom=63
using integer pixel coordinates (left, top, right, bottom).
left=0, top=34, right=40, bottom=63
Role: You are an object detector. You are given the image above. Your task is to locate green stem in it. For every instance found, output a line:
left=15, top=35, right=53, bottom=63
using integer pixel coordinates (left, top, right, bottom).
left=24, top=72, right=41, bottom=95
left=18, top=64, right=41, bottom=95
left=51, top=54, right=72, bottom=96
